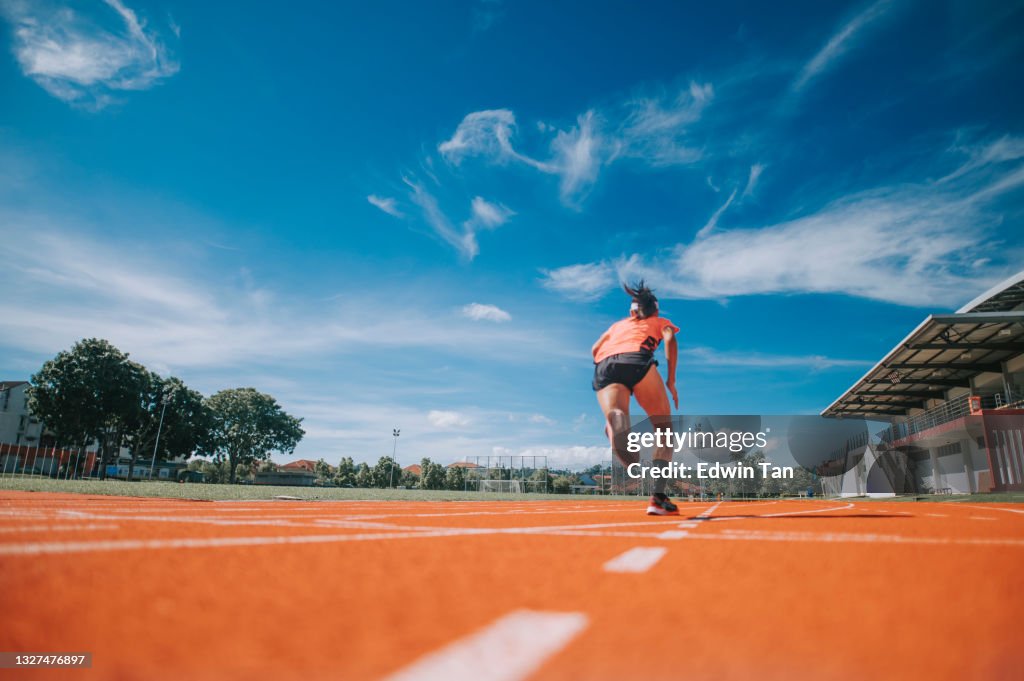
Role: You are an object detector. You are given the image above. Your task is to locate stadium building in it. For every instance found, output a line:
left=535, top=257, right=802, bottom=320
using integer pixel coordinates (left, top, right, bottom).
left=821, top=271, right=1024, bottom=496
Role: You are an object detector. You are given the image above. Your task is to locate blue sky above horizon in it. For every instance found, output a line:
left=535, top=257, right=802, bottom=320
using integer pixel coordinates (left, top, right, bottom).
left=1, top=0, right=1023, bottom=469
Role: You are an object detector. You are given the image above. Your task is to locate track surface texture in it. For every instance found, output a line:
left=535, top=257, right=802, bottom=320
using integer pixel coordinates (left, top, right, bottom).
left=1, top=492, right=1021, bottom=680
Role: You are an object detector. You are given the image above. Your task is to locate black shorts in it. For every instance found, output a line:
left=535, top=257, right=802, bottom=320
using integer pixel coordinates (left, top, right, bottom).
left=592, top=352, right=658, bottom=392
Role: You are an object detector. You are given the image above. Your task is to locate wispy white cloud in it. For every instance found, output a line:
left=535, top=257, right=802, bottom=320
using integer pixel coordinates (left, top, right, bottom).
left=466, top=196, right=514, bottom=230
left=427, top=409, right=470, bottom=429
left=791, top=0, right=896, bottom=94
left=506, top=412, right=555, bottom=425
left=2, top=0, right=180, bottom=108
left=438, top=108, right=604, bottom=206
left=540, top=262, right=616, bottom=302
left=616, top=81, right=711, bottom=166
left=742, top=163, right=765, bottom=198
left=940, top=133, right=1024, bottom=184
left=696, top=188, right=737, bottom=239
left=548, top=111, right=607, bottom=207
left=461, top=302, right=511, bottom=322
left=403, top=180, right=513, bottom=259
left=437, top=82, right=712, bottom=212
left=682, top=346, right=871, bottom=370
left=546, top=139, right=1024, bottom=308
left=458, top=196, right=514, bottom=258
left=438, top=109, right=523, bottom=165
left=403, top=178, right=470, bottom=258
left=367, top=194, right=404, bottom=218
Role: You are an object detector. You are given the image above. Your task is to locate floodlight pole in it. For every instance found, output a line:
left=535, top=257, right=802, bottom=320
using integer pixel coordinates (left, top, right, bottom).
left=389, top=428, right=400, bottom=487
left=148, top=391, right=171, bottom=481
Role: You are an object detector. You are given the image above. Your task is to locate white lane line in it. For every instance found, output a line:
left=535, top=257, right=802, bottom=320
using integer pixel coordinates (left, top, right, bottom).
left=380, top=610, right=588, bottom=681
left=0, top=528, right=499, bottom=556
left=0, top=524, right=118, bottom=533
left=0, top=519, right=678, bottom=556
left=948, top=504, right=1024, bottom=515
left=708, top=529, right=1024, bottom=547
left=699, top=502, right=860, bottom=522
left=970, top=517, right=996, bottom=521
left=696, top=501, right=722, bottom=519
left=657, top=530, right=689, bottom=540
left=757, top=502, right=855, bottom=518
left=603, top=547, right=667, bottom=573
left=508, top=520, right=668, bottom=533
left=676, top=522, right=700, bottom=528
left=343, top=507, right=636, bottom=520
left=925, top=514, right=948, bottom=518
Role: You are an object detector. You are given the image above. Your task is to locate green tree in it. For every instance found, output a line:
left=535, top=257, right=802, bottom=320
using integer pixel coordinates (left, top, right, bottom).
left=372, top=456, right=401, bottom=488
left=354, top=462, right=372, bottom=487
left=777, top=466, right=818, bottom=497
left=551, top=475, right=572, bottom=494
left=314, top=458, right=333, bottom=483
left=29, top=338, right=148, bottom=480
left=234, top=462, right=253, bottom=482
left=445, top=464, right=465, bottom=491
left=123, top=373, right=211, bottom=480
left=420, top=458, right=446, bottom=490
left=200, top=388, right=305, bottom=484
left=335, top=456, right=356, bottom=486
left=201, top=460, right=229, bottom=483
left=400, top=469, right=419, bottom=488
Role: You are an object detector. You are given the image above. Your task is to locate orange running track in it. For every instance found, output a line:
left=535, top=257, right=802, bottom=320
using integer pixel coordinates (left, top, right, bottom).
left=1, top=491, right=1022, bottom=681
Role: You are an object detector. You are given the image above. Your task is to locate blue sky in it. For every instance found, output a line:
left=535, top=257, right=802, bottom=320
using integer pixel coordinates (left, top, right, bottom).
left=1, top=0, right=1022, bottom=468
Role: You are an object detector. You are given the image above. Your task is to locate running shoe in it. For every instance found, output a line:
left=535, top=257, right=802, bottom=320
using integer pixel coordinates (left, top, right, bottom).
left=646, top=493, right=679, bottom=516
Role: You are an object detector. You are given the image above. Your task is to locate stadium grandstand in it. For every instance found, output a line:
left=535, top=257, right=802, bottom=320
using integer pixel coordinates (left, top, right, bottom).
left=821, top=271, right=1024, bottom=496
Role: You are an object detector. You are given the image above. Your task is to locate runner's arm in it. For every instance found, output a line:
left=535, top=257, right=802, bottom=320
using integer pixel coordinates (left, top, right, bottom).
left=663, top=327, right=678, bottom=408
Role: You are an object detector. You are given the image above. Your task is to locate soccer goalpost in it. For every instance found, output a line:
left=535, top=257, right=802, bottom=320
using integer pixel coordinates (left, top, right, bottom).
left=479, top=479, right=523, bottom=493
left=461, top=455, right=548, bottom=494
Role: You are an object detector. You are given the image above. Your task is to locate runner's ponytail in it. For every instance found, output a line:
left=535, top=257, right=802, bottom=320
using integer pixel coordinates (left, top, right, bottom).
left=623, top=280, right=658, bottom=319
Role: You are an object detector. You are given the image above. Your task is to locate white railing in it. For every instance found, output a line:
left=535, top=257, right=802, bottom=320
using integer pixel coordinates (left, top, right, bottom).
left=881, top=390, right=1024, bottom=443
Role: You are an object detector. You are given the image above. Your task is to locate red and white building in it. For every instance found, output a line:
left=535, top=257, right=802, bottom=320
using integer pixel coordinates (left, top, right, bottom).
left=822, top=271, right=1024, bottom=495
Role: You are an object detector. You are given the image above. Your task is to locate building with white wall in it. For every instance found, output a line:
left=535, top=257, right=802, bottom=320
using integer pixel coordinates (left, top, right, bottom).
left=0, top=381, right=45, bottom=446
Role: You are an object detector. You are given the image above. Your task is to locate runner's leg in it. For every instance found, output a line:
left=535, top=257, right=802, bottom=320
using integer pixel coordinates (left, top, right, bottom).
left=596, top=383, right=637, bottom=466
left=633, top=365, right=674, bottom=495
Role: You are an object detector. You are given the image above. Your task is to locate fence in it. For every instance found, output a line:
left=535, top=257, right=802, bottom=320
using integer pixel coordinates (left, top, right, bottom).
left=0, top=442, right=98, bottom=479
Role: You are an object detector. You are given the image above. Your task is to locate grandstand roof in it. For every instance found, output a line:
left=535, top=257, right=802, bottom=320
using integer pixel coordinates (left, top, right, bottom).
left=956, top=270, right=1024, bottom=314
left=822, top=272, right=1024, bottom=419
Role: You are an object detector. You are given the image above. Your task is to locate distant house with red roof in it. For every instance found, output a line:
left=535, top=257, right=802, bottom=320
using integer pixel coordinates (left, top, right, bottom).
left=281, top=459, right=320, bottom=473
left=403, top=464, right=422, bottom=476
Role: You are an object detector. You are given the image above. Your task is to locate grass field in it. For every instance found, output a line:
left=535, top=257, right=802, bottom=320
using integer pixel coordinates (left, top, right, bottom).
left=0, top=476, right=633, bottom=501
left=2, top=476, right=1023, bottom=503
left=1, top=490, right=1021, bottom=680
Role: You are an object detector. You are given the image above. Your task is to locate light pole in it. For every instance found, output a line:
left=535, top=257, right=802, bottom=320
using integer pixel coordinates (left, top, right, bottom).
left=148, top=388, right=172, bottom=482
left=389, top=428, right=400, bottom=488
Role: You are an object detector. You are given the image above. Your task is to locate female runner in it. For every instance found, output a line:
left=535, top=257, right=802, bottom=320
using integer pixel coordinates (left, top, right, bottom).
left=592, top=281, right=679, bottom=515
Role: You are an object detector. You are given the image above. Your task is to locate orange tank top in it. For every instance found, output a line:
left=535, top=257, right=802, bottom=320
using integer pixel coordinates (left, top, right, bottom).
left=595, top=316, right=679, bottom=363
